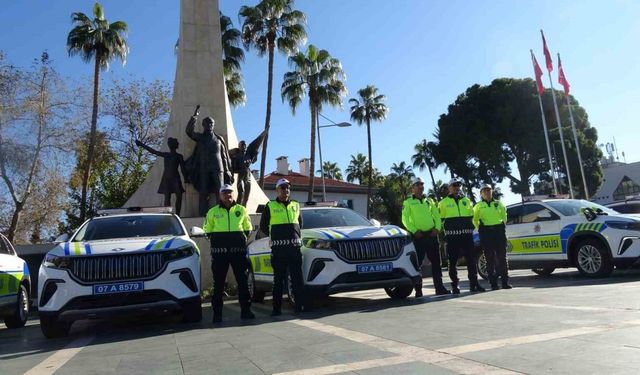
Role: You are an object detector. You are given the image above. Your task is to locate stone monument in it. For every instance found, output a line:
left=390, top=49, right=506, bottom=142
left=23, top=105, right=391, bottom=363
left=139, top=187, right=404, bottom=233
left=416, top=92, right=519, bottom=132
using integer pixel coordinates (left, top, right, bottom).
left=126, top=0, right=269, bottom=217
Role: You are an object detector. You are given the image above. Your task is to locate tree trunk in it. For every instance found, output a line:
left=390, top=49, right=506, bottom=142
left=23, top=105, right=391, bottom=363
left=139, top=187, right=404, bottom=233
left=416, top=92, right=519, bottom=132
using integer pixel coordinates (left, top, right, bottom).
left=80, top=56, right=101, bottom=222
left=6, top=201, right=24, bottom=243
left=366, top=116, right=372, bottom=219
left=427, top=165, right=438, bottom=199
left=258, top=45, right=275, bottom=188
left=307, top=104, right=317, bottom=202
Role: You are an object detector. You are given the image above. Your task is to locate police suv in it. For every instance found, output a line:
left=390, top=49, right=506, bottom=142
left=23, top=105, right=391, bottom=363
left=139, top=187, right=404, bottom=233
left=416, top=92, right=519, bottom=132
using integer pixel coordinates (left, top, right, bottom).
left=38, top=208, right=203, bottom=338
left=247, top=205, right=421, bottom=304
left=476, top=199, right=640, bottom=278
left=0, top=233, right=31, bottom=329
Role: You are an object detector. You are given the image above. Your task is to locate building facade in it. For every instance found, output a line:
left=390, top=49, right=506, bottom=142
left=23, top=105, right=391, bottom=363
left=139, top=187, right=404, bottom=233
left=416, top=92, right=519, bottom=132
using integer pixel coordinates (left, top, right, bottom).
left=261, top=156, right=369, bottom=217
left=592, top=161, right=640, bottom=204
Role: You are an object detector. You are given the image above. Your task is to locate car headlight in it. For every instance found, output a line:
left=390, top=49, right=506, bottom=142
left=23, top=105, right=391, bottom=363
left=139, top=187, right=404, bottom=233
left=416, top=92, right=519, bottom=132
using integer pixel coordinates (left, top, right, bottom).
left=605, top=221, right=640, bottom=231
left=302, top=238, right=333, bottom=249
left=162, top=245, right=195, bottom=262
left=403, top=235, right=413, bottom=246
left=43, top=254, right=72, bottom=269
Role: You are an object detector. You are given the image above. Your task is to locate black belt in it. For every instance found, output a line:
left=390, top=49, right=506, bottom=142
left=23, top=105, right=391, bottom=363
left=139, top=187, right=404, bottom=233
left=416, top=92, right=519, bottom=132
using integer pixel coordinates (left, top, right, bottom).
left=271, top=239, right=302, bottom=247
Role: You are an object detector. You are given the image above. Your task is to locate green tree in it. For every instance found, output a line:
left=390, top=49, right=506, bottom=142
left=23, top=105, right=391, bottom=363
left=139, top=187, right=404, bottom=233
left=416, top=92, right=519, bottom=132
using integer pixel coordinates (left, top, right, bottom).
left=67, top=2, right=128, bottom=222
left=220, top=12, right=246, bottom=107
left=389, top=161, right=415, bottom=202
left=345, top=153, right=367, bottom=184
left=240, top=0, right=307, bottom=187
left=281, top=45, right=347, bottom=201
left=411, top=139, right=439, bottom=198
left=65, top=131, right=114, bottom=231
left=349, top=85, right=389, bottom=218
left=433, top=78, right=602, bottom=198
left=317, top=161, right=343, bottom=180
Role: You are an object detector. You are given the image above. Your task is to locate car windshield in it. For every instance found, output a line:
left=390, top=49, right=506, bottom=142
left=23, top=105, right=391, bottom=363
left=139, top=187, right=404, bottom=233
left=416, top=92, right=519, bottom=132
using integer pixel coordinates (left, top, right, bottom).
left=301, top=208, right=372, bottom=229
left=73, top=215, right=184, bottom=241
left=545, top=200, right=619, bottom=216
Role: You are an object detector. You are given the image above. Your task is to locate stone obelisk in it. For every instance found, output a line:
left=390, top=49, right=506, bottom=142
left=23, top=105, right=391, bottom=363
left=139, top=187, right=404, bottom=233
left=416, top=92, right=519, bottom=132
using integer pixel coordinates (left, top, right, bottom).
left=126, top=0, right=269, bottom=217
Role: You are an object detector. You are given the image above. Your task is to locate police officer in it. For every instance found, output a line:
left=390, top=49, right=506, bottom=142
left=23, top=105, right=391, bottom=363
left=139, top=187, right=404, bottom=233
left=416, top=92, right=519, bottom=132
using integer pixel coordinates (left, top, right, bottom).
left=473, top=184, right=512, bottom=290
left=203, top=184, right=255, bottom=323
left=402, top=177, right=450, bottom=297
left=438, top=178, right=486, bottom=294
left=259, top=178, right=306, bottom=315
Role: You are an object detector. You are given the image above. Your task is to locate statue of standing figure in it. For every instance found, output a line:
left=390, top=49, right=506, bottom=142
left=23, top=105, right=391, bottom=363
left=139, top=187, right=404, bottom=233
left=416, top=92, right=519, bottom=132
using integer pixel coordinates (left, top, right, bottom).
left=135, top=137, right=186, bottom=216
left=229, top=129, right=267, bottom=207
left=184, top=106, right=234, bottom=216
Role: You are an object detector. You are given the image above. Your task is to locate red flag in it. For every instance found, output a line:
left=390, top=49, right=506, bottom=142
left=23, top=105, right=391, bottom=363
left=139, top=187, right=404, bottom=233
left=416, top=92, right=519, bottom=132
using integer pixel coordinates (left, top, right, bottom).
left=558, top=54, right=570, bottom=96
left=541, top=30, right=553, bottom=72
left=531, top=51, right=545, bottom=95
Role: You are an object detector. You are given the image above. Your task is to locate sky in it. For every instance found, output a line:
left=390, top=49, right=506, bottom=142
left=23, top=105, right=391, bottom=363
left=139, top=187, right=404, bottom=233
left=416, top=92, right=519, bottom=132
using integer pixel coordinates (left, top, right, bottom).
left=2, top=0, right=639, bottom=205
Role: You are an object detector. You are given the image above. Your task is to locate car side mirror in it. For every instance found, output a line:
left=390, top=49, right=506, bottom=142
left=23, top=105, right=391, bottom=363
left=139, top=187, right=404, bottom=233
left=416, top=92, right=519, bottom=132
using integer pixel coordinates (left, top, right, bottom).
left=370, top=218, right=381, bottom=227
left=190, top=226, right=206, bottom=237
left=55, top=233, right=70, bottom=242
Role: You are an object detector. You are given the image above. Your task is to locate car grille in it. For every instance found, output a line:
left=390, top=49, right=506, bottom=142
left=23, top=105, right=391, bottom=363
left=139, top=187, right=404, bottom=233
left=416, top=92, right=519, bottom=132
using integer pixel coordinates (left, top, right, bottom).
left=69, top=253, right=165, bottom=283
left=333, top=237, right=405, bottom=263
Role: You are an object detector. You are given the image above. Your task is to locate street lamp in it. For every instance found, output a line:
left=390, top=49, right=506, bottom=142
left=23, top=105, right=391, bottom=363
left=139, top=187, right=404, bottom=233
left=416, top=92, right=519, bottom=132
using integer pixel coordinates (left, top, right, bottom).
left=317, top=112, right=352, bottom=201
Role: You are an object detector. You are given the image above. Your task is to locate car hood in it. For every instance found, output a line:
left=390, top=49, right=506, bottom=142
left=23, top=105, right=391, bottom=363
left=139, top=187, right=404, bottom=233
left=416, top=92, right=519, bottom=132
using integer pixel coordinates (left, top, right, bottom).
left=49, top=236, right=193, bottom=256
left=302, top=225, right=407, bottom=240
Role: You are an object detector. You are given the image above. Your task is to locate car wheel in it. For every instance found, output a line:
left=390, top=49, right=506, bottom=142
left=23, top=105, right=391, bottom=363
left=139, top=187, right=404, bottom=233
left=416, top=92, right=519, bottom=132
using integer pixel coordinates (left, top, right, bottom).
left=574, top=239, right=613, bottom=278
left=384, top=285, right=413, bottom=299
left=532, top=267, right=555, bottom=276
left=247, top=268, right=265, bottom=303
left=476, top=249, right=489, bottom=280
left=4, top=284, right=29, bottom=329
left=40, top=314, right=71, bottom=339
left=181, top=297, right=202, bottom=323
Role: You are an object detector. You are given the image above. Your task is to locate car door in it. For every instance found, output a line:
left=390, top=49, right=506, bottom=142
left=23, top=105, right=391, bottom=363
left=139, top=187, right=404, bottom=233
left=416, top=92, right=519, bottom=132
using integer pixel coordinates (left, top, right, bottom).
left=248, top=229, right=274, bottom=284
left=0, top=235, right=22, bottom=307
left=506, top=203, right=563, bottom=262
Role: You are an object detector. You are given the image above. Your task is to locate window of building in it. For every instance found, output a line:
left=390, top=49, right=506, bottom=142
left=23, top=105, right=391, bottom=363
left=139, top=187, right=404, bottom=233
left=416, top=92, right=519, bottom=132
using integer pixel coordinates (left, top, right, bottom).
left=612, top=176, right=640, bottom=201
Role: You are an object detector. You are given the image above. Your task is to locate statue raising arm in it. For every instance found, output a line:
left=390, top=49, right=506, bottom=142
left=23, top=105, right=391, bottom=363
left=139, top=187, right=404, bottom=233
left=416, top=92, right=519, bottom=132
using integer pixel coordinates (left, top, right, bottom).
left=135, top=139, right=168, bottom=157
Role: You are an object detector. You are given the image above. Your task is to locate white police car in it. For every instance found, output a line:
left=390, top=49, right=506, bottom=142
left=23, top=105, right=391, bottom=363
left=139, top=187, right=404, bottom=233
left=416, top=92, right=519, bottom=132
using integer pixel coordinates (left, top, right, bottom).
left=247, top=206, right=421, bottom=304
left=38, top=208, right=203, bottom=338
left=476, top=199, right=640, bottom=278
left=0, top=233, right=31, bottom=329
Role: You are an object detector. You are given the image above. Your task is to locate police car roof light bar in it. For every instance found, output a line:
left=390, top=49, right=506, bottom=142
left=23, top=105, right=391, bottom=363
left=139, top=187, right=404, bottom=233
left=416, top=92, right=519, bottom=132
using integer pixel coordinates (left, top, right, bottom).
left=96, top=206, right=174, bottom=216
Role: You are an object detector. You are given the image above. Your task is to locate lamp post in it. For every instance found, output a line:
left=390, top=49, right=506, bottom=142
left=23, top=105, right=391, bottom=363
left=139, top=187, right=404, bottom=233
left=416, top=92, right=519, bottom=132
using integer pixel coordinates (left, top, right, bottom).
left=317, top=111, right=351, bottom=201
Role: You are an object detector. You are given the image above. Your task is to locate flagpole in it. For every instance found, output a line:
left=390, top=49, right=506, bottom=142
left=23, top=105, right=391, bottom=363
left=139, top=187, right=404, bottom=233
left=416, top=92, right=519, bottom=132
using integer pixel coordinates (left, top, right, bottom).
left=531, top=50, right=558, bottom=195
left=547, top=75, right=574, bottom=199
left=541, top=30, right=574, bottom=198
left=562, top=82, right=589, bottom=198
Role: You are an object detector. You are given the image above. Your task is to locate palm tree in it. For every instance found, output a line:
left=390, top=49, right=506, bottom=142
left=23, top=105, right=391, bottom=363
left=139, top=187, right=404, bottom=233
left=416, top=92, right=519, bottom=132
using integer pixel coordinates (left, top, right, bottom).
left=349, top=85, right=389, bottom=218
left=240, top=0, right=307, bottom=187
left=346, top=153, right=367, bottom=184
left=317, top=161, right=343, bottom=180
left=390, top=161, right=414, bottom=179
left=67, top=2, right=128, bottom=222
left=412, top=139, right=439, bottom=198
left=220, top=12, right=246, bottom=107
left=281, top=45, right=347, bottom=201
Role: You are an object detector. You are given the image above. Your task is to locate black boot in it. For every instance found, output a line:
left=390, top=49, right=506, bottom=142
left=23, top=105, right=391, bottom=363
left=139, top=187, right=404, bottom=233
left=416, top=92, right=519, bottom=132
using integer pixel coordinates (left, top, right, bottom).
left=451, top=280, right=460, bottom=294
left=241, top=309, right=255, bottom=320
left=435, top=287, right=451, bottom=296
left=414, top=285, right=423, bottom=298
left=470, top=281, right=486, bottom=292
left=271, top=308, right=282, bottom=316
left=489, top=276, right=499, bottom=290
left=212, top=310, right=222, bottom=323
left=501, top=276, right=512, bottom=289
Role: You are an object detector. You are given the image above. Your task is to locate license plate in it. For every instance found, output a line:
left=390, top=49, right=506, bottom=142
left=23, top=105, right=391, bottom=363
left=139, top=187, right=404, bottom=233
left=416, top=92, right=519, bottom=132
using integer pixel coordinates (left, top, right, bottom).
left=356, top=262, right=393, bottom=274
left=93, top=281, right=144, bottom=295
